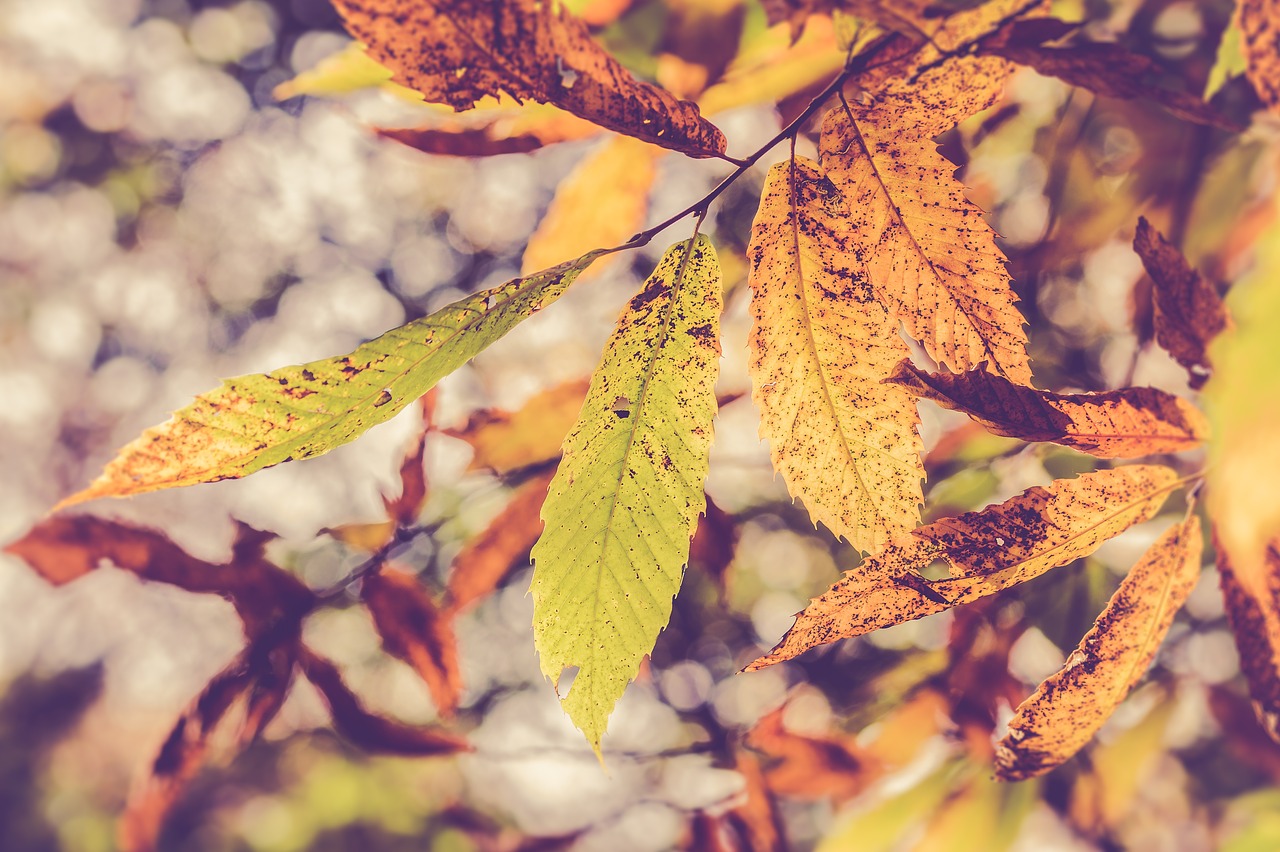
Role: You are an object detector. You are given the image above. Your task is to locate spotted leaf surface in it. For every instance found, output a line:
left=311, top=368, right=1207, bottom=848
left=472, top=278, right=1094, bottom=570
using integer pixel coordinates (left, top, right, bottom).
left=1241, top=0, right=1280, bottom=114
left=888, top=362, right=1209, bottom=458
left=996, top=514, right=1202, bottom=780
left=747, top=465, right=1181, bottom=669
left=818, top=55, right=1031, bottom=382
left=747, top=157, right=924, bottom=554
left=60, top=253, right=603, bottom=506
left=530, top=237, right=722, bottom=752
left=332, top=0, right=726, bottom=157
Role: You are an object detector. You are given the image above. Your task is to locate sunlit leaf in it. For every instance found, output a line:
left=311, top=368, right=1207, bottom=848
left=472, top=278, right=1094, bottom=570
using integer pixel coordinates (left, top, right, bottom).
left=747, top=156, right=924, bottom=553
left=1216, top=534, right=1280, bottom=741
left=747, top=465, right=1182, bottom=668
left=745, top=703, right=879, bottom=801
left=818, top=69, right=1032, bottom=382
left=995, top=514, right=1202, bottom=780
left=58, top=252, right=603, bottom=506
left=888, top=361, right=1209, bottom=457
left=447, top=379, right=589, bottom=475
left=272, top=41, right=424, bottom=102
left=530, top=237, right=722, bottom=752
left=333, top=0, right=727, bottom=156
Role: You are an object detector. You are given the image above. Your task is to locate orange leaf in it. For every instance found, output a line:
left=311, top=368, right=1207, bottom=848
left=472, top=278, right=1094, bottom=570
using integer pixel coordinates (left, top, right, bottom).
left=383, top=392, right=435, bottom=526
left=745, top=704, right=878, bottom=802
left=119, top=639, right=296, bottom=852
left=445, top=469, right=552, bottom=615
left=888, top=361, right=1209, bottom=458
left=362, top=567, right=463, bottom=716
left=4, top=517, right=314, bottom=639
left=298, top=647, right=470, bottom=756
left=379, top=102, right=603, bottom=157
left=1216, top=532, right=1280, bottom=742
left=446, top=379, right=589, bottom=475
left=1133, top=217, right=1233, bottom=389
left=995, top=514, right=1202, bottom=780
left=333, top=0, right=726, bottom=157
left=747, top=465, right=1181, bottom=669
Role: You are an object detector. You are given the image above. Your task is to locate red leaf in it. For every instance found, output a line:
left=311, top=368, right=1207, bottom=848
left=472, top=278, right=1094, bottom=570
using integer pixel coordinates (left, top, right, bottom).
left=298, top=647, right=469, bottom=756
left=383, top=392, right=435, bottom=526
left=362, top=566, right=463, bottom=717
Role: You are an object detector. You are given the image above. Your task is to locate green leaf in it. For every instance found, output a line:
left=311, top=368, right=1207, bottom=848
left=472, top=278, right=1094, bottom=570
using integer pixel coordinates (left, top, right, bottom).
left=530, top=236, right=722, bottom=753
left=59, top=252, right=604, bottom=507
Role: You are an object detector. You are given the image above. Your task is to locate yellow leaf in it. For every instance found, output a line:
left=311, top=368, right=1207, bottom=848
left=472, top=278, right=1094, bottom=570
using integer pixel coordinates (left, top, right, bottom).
left=818, top=77, right=1031, bottom=382
left=747, top=156, right=924, bottom=554
left=995, top=514, right=1203, bottom=781
left=521, top=136, right=660, bottom=274
left=697, top=17, right=844, bottom=117
left=531, top=237, right=722, bottom=752
left=888, top=362, right=1209, bottom=458
left=747, top=465, right=1182, bottom=669
left=272, top=41, right=424, bottom=102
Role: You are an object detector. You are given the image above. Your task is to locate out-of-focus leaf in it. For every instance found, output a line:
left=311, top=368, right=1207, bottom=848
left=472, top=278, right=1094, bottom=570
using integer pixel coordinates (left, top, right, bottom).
left=745, top=703, right=879, bottom=801
left=362, top=567, right=462, bottom=717
left=688, top=494, right=737, bottom=595
left=915, top=771, right=1037, bottom=852
left=445, top=470, right=553, bottom=615
left=889, top=361, right=1209, bottom=457
left=1205, top=197, right=1280, bottom=700
left=1133, top=217, right=1233, bottom=389
left=4, top=517, right=314, bottom=638
left=747, top=156, right=923, bottom=554
left=1208, top=686, right=1280, bottom=783
left=995, top=515, right=1202, bottom=780
left=696, top=16, right=843, bottom=116
left=747, top=466, right=1182, bottom=668
left=816, top=762, right=961, bottom=852
left=272, top=41, right=424, bottom=101
left=119, top=639, right=296, bottom=852
left=1066, top=698, right=1174, bottom=831
left=1240, top=0, right=1280, bottom=114
left=980, top=36, right=1243, bottom=130
left=384, top=392, right=435, bottom=526
left=531, top=237, right=722, bottom=752
left=297, top=648, right=469, bottom=756
left=447, top=379, right=589, bottom=475
left=1217, top=535, right=1280, bottom=741
left=522, top=135, right=659, bottom=275
left=333, top=0, right=726, bottom=157
left=57, top=252, right=603, bottom=506
left=727, top=750, right=786, bottom=852
left=819, top=66, right=1033, bottom=383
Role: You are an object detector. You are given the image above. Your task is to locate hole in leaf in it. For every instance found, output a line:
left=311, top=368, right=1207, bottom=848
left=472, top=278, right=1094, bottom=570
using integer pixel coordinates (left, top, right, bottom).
left=920, top=558, right=951, bottom=581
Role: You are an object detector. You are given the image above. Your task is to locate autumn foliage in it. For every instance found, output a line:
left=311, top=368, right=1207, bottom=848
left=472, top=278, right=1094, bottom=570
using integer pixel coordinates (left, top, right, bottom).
left=5, top=0, right=1280, bottom=848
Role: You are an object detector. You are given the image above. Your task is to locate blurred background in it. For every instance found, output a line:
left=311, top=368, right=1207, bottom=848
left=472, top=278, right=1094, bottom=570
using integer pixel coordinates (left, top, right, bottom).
left=2, top=0, right=1279, bottom=849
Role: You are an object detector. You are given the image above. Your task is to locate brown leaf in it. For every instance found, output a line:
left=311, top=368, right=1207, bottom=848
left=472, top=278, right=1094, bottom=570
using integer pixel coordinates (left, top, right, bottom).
left=726, top=750, right=786, bottom=852
left=888, top=361, right=1209, bottom=457
left=4, top=516, right=315, bottom=639
left=688, top=494, right=738, bottom=595
left=384, top=392, right=435, bottom=526
left=445, top=469, right=553, bottom=615
left=1217, top=532, right=1280, bottom=742
left=379, top=102, right=603, bottom=157
left=1133, top=217, right=1233, bottom=389
left=298, top=647, right=470, bottom=756
left=333, top=0, right=726, bottom=157
left=1241, top=0, right=1280, bottom=115
left=118, top=638, right=296, bottom=852
left=447, top=379, right=589, bottom=475
left=362, top=566, right=463, bottom=716
left=980, top=36, right=1242, bottom=130
left=747, top=465, right=1182, bottom=669
left=994, top=514, right=1202, bottom=780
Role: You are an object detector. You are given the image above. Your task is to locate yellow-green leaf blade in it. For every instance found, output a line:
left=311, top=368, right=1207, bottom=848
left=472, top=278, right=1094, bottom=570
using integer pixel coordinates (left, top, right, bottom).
left=60, top=253, right=604, bottom=506
left=747, top=156, right=924, bottom=554
left=747, top=465, right=1181, bottom=669
left=995, top=514, right=1203, bottom=781
left=530, top=237, right=722, bottom=752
